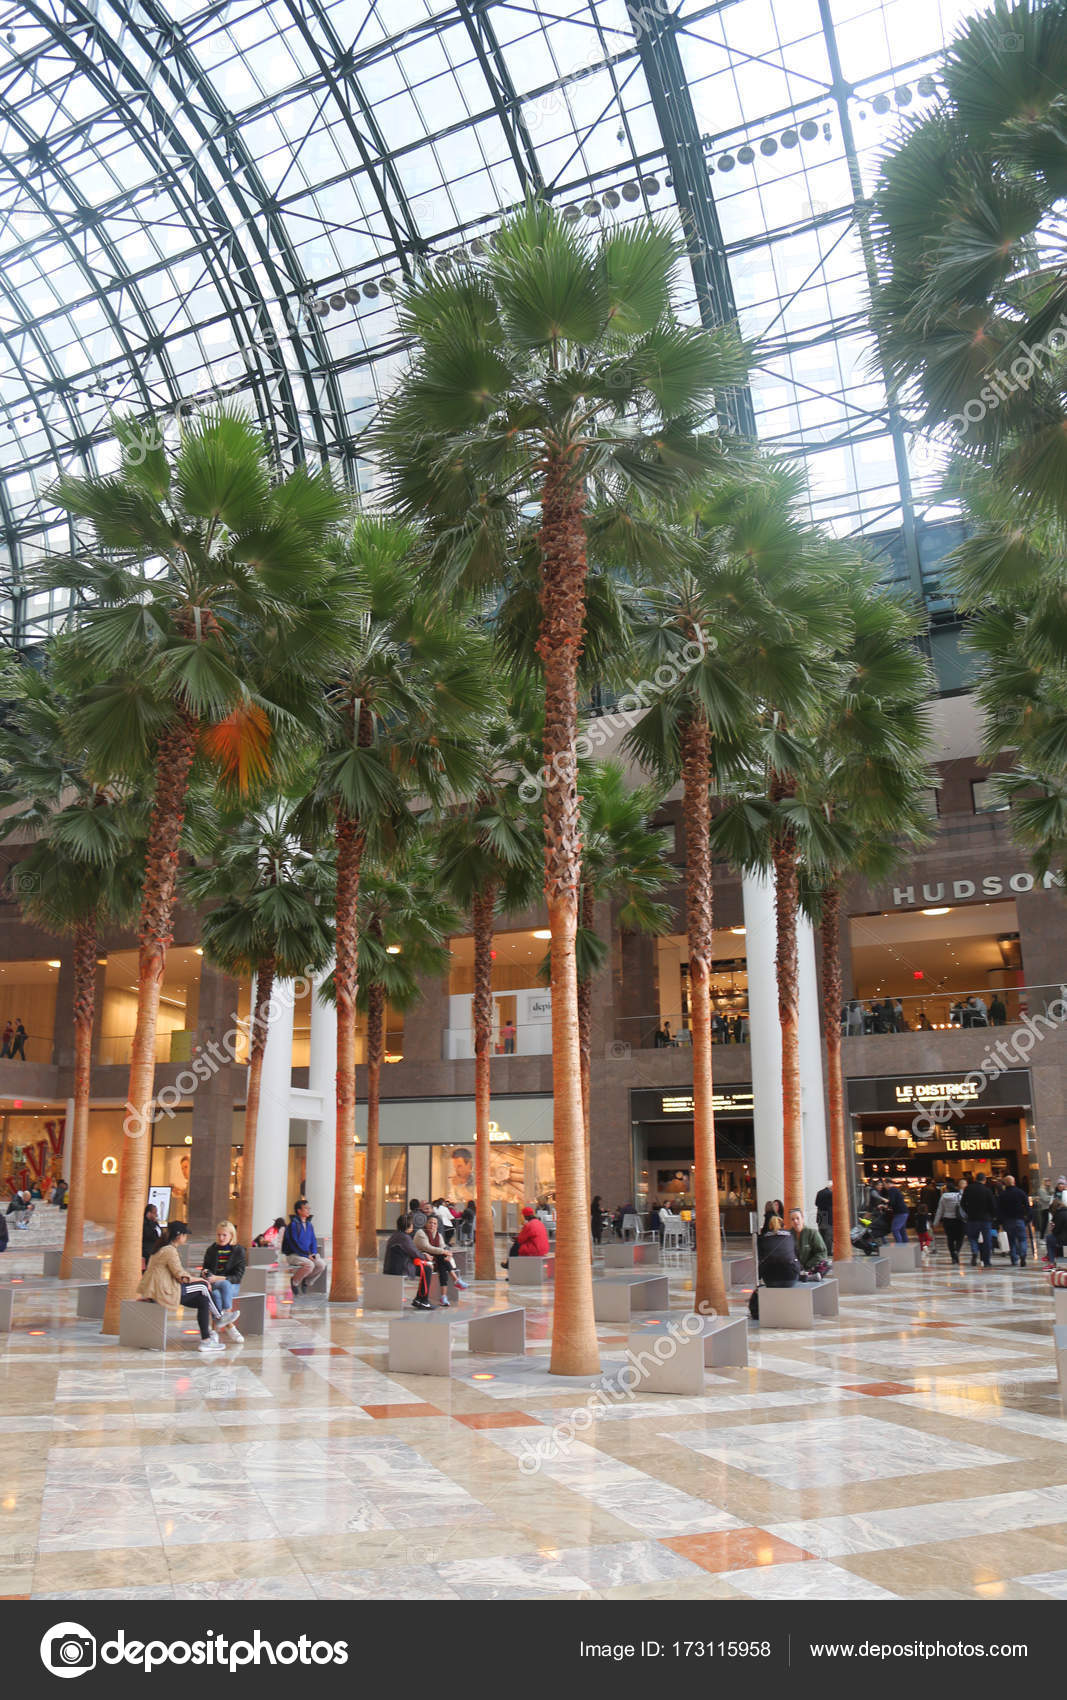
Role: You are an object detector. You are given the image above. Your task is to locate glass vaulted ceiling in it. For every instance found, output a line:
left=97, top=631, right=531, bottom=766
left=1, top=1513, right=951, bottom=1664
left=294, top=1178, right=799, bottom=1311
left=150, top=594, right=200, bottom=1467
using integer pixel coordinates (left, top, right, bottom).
left=0, top=0, right=977, bottom=646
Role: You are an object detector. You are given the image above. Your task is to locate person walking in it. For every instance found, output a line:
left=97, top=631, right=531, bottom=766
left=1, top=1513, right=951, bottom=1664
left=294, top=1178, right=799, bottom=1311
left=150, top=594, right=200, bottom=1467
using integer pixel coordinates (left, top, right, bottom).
left=989, top=992, right=1007, bottom=1026
left=0, top=1022, right=11, bottom=1058
left=883, top=1179, right=910, bottom=1243
left=997, top=1175, right=1031, bottom=1268
left=933, top=1181, right=966, bottom=1266
left=200, top=1220, right=247, bottom=1339
left=1045, top=1196, right=1067, bottom=1266
left=138, top=1220, right=237, bottom=1351
left=10, top=1019, right=27, bottom=1061
left=961, top=1173, right=997, bottom=1269
left=591, top=1194, right=605, bottom=1247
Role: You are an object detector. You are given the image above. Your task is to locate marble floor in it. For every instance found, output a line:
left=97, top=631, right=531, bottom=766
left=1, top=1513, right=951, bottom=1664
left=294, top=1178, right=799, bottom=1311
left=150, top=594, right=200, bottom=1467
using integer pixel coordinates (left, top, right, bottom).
left=2, top=1243, right=1066, bottom=1601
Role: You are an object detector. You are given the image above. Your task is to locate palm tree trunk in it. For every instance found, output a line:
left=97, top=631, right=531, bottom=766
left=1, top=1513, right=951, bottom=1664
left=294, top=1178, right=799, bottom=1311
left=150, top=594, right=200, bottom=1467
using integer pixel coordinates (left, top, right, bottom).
left=60, top=916, right=97, bottom=1280
left=681, top=709, right=728, bottom=1315
left=578, top=880, right=593, bottom=1193
left=359, top=978, right=385, bottom=1260
left=472, top=881, right=497, bottom=1281
left=331, top=808, right=365, bottom=1301
left=537, top=454, right=599, bottom=1376
left=103, top=712, right=198, bottom=1334
left=771, top=773, right=804, bottom=1216
left=821, top=882, right=853, bottom=1262
left=236, top=955, right=275, bottom=1252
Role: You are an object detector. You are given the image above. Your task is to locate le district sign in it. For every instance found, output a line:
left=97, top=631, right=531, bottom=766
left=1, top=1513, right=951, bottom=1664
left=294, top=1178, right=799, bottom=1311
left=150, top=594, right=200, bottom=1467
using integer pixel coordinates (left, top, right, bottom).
left=889, top=869, right=1062, bottom=906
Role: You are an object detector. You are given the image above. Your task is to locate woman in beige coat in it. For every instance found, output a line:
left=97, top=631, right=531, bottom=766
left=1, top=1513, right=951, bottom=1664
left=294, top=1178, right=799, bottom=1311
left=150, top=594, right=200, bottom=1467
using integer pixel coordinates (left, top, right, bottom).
left=138, top=1220, right=238, bottom=1352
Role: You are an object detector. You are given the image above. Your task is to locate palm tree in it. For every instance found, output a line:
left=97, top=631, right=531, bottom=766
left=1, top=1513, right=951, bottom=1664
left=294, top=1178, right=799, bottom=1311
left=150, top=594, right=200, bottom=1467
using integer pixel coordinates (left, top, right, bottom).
left=354, top=847, right=457, bottom=1260
left=871, top=0, right=1067, bottom=512
left=799, top=583, right=935, bottom=1261
left=293, top=517, right=495, bottom=1301
left=575, top=762, right=673, bottom=1145
left=180, top=797, right=335, bottom=1249
left=377, top=200, right=748, bottom=1374
left=435, top=711, right=542, bottom=1280
left=0, top=651, right=144, bottom=1278
left=38, top=408, right=348, bottom=1331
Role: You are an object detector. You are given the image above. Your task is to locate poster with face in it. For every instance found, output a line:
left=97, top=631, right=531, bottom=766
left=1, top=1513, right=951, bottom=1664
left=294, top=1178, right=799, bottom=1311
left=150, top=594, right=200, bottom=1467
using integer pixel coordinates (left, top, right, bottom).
left=168, top=1151, right=190, bottom=1211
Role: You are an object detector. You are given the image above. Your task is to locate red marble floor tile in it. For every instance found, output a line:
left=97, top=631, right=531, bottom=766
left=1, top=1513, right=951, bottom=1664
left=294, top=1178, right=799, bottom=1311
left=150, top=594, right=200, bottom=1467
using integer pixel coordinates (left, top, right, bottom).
left=361, top=1403, right=445, bottom=1419
left=288, top=1346, right=350, bottom=1356
left=453, top=1412, right=543, bottom=1429
left=841, top=1381, right=915, bottom=1396
left=664, top=1530, right=817, bottom=1572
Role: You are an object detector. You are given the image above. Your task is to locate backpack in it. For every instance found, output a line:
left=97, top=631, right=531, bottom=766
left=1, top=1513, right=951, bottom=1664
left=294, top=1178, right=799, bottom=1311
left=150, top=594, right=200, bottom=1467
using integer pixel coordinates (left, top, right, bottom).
left=281, top=1221, right=296, bottom=1257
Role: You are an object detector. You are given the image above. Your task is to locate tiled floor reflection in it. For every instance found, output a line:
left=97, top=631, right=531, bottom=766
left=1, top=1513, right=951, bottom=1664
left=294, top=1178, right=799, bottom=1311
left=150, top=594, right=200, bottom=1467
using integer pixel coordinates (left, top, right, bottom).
left=3, top=1247, right=1067, bottom=1600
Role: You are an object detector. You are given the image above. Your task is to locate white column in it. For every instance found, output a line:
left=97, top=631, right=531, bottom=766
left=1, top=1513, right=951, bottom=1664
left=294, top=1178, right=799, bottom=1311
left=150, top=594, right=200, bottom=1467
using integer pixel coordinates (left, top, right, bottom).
left=306, top=969, right=337, bottom=1232
left=798, top=913, right=829, bottom=1217
left=743, top=871, right=784, bottom=1209
left=251, top=974, right=295, bottom=1233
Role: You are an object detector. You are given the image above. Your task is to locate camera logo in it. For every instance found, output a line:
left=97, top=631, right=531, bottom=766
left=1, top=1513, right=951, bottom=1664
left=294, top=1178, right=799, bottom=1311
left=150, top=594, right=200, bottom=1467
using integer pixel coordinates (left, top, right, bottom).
left=999, top=31, right=1023, bottom=50
left=606, top=1040, right=631, bottom=1060
left=41, top=1623, right=97, bottom=1679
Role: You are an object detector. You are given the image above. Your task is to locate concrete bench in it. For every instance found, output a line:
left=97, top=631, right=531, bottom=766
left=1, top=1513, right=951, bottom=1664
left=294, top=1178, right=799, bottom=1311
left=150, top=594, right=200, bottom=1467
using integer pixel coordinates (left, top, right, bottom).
left=234, top=1292, right=265, bottom=1337
left=41, top=1252, right=103, bottom=1280
left=727, top=1255, right=757, bottom=1289
left=42, top=1250, right=63, bottom=1277
left=388, top=1306, right=525, bottom=1376
left=602, top=1242, right=662, bottom=1269
left=833, top=1257, right=890, bottom=1294
left=1051, top=1286, right=1067, bottom=1327
left=592, top=1272, right=670, bottom=1323
left=363, top=1272, right=406, bottom=1311
left=1055, top=1324, right=1067, bottom=1406
left=885, top=1241, right=922, bottom=1273
left=239, top=1265, right=270, bottom=1295
left=248, top=1247, right=277, bottom=1267
left=119, top=1299, right=171, bottom=1349
left=0, top=1287, right=11, bottom=1333
left=627, top=1314, right=748, bottom=1394
left=757, top=1278, right=839, bottom=1329
left=76, top=1283, right=108, bottom=1319
left=507, top=1255, right=554, bottom=1285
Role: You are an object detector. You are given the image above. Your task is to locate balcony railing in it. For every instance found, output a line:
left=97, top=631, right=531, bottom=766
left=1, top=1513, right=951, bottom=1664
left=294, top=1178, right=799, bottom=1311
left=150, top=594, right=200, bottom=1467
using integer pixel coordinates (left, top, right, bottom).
left=843, top=984, right=1060, bottom=1034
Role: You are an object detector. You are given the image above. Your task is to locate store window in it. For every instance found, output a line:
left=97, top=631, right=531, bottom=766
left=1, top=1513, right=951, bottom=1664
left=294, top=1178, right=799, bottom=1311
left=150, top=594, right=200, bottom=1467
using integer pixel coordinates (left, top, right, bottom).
left=638, top=931, right=749, bottom=1049
left=446, top=929, right=551, bottom=1059
left=972, top=778, right=1009, bottom=815
left=847, top=899, right=1023, bottom=1029
left=100, top=946, right=202, bottom=1065
left=429, top=1141, right=555, bottom=1208
left=0, top=958, right=60, bottom=1061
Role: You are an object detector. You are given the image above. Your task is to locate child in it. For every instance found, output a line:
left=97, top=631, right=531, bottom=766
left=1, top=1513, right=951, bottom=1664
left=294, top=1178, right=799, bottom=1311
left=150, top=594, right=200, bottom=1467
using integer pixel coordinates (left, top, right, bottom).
left=914, top=1203, right=932, bottom=1256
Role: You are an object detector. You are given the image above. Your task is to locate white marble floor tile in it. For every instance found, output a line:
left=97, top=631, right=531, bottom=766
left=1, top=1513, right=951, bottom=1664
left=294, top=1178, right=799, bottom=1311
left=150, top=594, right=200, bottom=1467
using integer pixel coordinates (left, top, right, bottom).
left=669, top=1414, right=1015, bottom=1490
left=720, top=1559, right=901, bottom=1600
left=766, top=1484, right=1067, bottom=1559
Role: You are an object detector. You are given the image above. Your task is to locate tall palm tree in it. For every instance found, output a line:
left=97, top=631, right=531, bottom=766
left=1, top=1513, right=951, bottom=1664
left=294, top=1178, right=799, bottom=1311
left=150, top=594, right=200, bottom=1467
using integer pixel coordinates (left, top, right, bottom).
left=377, top=200, right=748, bottom=1373
left=435, top=711, right=542, bottom=1280
left=799, top=583, right=935, bottom=1261
left=575, top=762, right=673, bottom=1144
left=0, top=651, right=144, bottom=1278
left=354, top=848, right=457, bottom=1260
left=38, top=408, right=348, bottom=1330
left=180, top=798, right=335, bottom=1249
left=293, top=517, right=495, bottom=1301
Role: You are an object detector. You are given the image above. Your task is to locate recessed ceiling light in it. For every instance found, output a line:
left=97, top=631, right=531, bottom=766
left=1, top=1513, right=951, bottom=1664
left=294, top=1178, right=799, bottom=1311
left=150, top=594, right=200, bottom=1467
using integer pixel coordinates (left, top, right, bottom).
left=386, top=945, right=401, bottom=955
left=532, top=929, right=551, bottom=940
left=921, top=907, right=950, bottom=916
left=730, top=926, right=746, bottom=936
left=47, top=959, right=60, bottom=968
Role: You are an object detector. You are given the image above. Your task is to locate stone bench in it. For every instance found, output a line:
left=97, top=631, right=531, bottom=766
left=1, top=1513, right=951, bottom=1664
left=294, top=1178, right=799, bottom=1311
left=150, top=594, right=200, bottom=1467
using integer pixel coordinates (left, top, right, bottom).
left=1055, top=1324, right=1067, bottom=1406
left=42, top=1250, right=62, bottom=1277
left=248, top=1247, right=277, bottom=1267
left=234, top=1292, right=265, bottom=1337
left=507, top=1255, right=554, bottom=1285
left=388, top=1306, right=526, bottom=1375
left=833, top=1257, right=890, bottom=1294
left=1051, top=1286, right=1067, bottom=1328
left=0, top=1286, right=12, bottom=1333
left=885, top=1241, right=922, bottom=1273
left=42, top=1252, right=103, bottom=1280
left=627, top=1314, right=748, bottom=1394
left=727, top=1255, right=757, bottom=1289
left=757, top=1278, right=839, bottom=1329
left=602, top=1242, right=662, bottom=1269
left=363, top=1272, right=406, bottom=1311
left=76, top=1282, right=108, bottom=1319
left=119, top=1295, right=259, bottom=1349
left=239, top=1265, right=271, bottom=1295
left=592, top=1272, right=670, bottom=1323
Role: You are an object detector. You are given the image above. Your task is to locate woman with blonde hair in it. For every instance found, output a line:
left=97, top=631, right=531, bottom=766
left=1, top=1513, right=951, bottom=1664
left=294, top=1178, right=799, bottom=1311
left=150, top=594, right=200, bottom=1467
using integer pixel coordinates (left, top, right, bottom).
left=139, top=1221, right=236, bottom=1353
left=200, top=1219, right=247, bottom=1343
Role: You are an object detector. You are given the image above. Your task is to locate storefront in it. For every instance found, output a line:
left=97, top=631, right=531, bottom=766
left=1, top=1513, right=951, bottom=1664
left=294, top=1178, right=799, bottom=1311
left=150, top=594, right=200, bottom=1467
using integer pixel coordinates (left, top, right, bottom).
left=630, top=1086, right=756, bottom=1222
left=848, top=1068, right=1035, bottom=1188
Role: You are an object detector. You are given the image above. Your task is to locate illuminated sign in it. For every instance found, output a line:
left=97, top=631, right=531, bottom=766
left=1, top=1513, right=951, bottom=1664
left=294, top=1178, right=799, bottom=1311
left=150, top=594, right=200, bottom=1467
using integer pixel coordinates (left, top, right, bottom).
left=101, top=1155, right=118, bottom=1175
left=660, top=1090, right=754, bottom=1115
left=891, top=871, right=1062, bottom=906
left=895, top=1081, right=981, bottom=1104
left=487, top=1120, right=511, bottom=1142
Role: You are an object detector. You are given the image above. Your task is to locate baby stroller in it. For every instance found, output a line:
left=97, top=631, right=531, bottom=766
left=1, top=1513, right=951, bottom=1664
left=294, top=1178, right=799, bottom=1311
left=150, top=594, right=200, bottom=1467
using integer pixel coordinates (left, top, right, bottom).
left=851, top=1209, right=890, bottom=1257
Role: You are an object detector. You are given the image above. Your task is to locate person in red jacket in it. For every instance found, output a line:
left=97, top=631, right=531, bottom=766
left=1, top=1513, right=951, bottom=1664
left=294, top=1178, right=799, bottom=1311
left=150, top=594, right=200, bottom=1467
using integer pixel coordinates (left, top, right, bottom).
left=502, top=1206, right=550, bottom=1269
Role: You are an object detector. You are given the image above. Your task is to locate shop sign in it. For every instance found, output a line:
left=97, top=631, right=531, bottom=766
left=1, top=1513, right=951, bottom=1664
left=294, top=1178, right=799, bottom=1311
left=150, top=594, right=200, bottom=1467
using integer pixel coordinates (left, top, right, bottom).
left=894, top=1080, right=981, bottom=1104
left=849, top=1069, right=1030, bottom=1115
left=645, top=1088, right=754, bottom=1117
left=891, top=871, right=1062, bottom=907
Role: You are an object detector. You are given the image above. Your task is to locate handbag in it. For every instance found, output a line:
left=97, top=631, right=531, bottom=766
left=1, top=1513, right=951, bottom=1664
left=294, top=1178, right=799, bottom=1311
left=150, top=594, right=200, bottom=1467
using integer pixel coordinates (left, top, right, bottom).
left=997, top=1228, right=1010, bottom=1254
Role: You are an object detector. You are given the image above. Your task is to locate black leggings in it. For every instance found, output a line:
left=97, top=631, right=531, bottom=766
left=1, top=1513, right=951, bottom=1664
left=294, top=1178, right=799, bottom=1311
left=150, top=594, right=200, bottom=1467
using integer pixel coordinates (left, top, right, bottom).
left=941, top=1217, right=965, bottom=1264
left=180, top=1279, right=223, bottom=1340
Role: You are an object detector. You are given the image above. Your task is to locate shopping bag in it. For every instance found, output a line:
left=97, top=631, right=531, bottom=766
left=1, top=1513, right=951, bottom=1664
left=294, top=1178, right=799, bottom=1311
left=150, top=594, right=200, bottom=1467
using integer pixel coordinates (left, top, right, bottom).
left=997, top=1229, right=1010, bottom=1254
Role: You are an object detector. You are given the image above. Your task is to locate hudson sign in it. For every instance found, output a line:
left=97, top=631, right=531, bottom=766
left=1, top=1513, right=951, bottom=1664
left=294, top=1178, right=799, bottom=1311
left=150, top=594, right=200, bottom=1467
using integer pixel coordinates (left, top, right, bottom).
left=890, top=870, right=1063, bottom=907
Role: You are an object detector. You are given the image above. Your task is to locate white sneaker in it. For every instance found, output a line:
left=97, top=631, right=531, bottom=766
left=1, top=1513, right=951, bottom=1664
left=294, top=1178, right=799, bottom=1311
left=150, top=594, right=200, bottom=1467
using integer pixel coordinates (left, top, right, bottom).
left=217, top=1308, right=239, bottom=1327
left=198, top=1335, right=223, bottom=1353
left=227, top=1326, right=244, bottom=1344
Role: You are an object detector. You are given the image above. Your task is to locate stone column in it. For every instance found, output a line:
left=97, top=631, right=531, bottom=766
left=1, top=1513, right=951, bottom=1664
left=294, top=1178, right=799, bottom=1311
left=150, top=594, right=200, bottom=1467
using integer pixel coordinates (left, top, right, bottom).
left=743, top=870, right=784, bottom=1207
left=250, top=974, right=295, bottom=1234
left=188, top=960, right=241, bottom=1234
left=798, top=913, right=829, bottom=1214
left=404, top=970, right=449, bottom=1064
left=306, top=969, right=336, bottom=1230
left=51, top=948, right=76, bottom=1068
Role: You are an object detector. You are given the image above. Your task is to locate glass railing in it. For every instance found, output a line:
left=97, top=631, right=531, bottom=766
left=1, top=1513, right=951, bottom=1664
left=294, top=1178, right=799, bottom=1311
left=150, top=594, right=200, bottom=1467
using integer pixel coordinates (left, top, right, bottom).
left=0, top=1029, right=52, bottom=1064
left=842, top=985, right=1060, bottom=1034
left=615, top=1011, right=749, bottom=1051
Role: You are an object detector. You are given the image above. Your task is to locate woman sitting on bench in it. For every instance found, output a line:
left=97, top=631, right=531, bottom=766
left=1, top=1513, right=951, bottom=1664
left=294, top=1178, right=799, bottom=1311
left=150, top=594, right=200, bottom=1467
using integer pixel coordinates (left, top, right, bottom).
left=138, top=1220, right=239, bottom=1352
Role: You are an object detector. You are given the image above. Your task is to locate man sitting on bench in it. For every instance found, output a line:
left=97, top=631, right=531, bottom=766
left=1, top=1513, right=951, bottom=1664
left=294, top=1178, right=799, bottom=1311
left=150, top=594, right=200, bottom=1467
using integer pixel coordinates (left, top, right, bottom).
left=282, top=1200, right=327, bottom=1296
left=502, top=1205, right=550, bottom=1270
left=383, top=1213, right=433, bottom=1311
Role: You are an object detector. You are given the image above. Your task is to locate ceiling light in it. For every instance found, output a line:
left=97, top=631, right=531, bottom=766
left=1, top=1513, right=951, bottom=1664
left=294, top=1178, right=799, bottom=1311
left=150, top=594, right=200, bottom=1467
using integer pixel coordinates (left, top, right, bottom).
left=780, top=128, right=799, bottom=147
left=759, top=137, right=778, bottom=156
left=921, top=907, right=950, bottom=916
left=532, top=929, right=551, bottom=940
left=386, top=945, right=401, bottom=955
left=730, top=927, right=746, bottom=936
left=641, top=177, right=660, bottom=194
left=872, top=93, right=892, bottom=114
left=717, top=154, right=735, bottom=171
left=311, top=300, right=329, bottom=317
left=737, top=145, right=755, bottom=164
left=362, top=281, right=379, bottom=298
left=194, top=947, right=203, bottom=956
left=602, top=189, right=620, bottom=208
left=583, top=199, right=601, bottom=216
left=47, top=959, right=60, bottom=968
left=343, top=284, right=360, bottom=303
left=621, top=181, right=641, bottom=201
left=380, top=276, right=398, bottom=292
left=329, top=293, right=346, bottom=311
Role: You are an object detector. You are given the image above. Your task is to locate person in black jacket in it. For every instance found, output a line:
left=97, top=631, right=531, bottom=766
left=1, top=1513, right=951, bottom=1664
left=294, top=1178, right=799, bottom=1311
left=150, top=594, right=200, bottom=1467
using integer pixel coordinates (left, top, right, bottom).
left=141, top=1204, right=164, bottom=1269
left=997, top=1175, right=1031, bottom=1268
left=961, top=1175, right=997, bottom=1268
left=1045, top=1201, right=1067, bottom=1266
left=200, top=1220, right=248, bottom=1333
left=382, top=1213, right=432, bottom=1309
left=0, top=1208, right=7, bottom=1254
